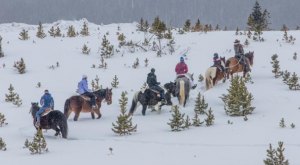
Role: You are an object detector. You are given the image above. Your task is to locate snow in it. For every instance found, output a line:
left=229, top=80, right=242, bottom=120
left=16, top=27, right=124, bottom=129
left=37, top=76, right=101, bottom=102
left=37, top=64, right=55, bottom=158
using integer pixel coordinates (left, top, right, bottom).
left=0, top=20, right=300, bottom=165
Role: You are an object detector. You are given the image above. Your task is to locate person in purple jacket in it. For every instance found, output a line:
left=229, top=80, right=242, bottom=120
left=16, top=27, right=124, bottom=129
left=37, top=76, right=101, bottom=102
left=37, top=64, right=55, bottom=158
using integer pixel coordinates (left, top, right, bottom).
left=77, top=75, right=96, bottom=109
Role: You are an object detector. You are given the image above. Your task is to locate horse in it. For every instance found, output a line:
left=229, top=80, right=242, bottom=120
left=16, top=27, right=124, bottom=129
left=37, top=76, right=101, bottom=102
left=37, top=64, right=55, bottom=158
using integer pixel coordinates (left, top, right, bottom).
left=128, top=85, right=172, bottom=116
left=225, top=51, right=254, bottom=78
left=205, top=57, right=227, bottom=90
left=164, top=76, right=190, bottom=107
left=64, top=88, right=112, bottom=121
left=30, top=102, right=68, bottom=139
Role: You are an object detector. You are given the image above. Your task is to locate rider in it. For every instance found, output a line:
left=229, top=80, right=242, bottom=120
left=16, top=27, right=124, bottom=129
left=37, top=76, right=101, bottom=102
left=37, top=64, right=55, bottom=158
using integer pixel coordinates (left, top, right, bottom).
left=146, top=68, right=166, bottom=103
left=35, top=89, right=54, bottom=127
left=77, top=75, right=97, bottom=109
left=212, top=53, right=225, bottom=72
left=234, top=39, right=250, bottom=72
left=175, top=56, right=197, bottom=89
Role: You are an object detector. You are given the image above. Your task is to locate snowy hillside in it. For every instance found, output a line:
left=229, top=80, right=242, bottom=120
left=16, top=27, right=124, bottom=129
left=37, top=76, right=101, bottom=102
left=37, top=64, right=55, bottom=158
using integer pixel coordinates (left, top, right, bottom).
left=0, top=20, right=300, bottom=165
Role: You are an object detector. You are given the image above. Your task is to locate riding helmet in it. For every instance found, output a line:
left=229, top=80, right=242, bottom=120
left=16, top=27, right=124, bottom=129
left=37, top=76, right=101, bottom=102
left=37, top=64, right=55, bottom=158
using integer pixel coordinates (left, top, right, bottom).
left=234, top=39, right=240, bottom=43
left=214, top=53, right=219, bottom=58
left=151, top=68, right=155, bottom=72
left=180, top=56, right=184, bottom=62
left=82, top=74, right=87, bottom=79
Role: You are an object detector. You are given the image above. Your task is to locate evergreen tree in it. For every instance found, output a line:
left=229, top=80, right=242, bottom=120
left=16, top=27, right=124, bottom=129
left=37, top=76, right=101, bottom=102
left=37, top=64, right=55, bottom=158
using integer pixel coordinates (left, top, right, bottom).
left=286, top=72, right=300, bottom=90
left=67, top=25, right=76, bottom=37
left=13, top=58, right=26, bottom=74
left=5, top=84, right=17, bottom=102
left=13, top=94, right=22, bottom=107
left=193, top=18, right=202, bottom=32
left=36, top=22, right=46, bottom=39
left=293, top=52, right=297, bottom=60
left=205, top=108, right=215, bottom=126
left=290, top=123, right=295, bottom=128
left=112, top=92, right=137, bottom=135
left=132, top=58, right=139, bottom=68
left=215, top=24, right=220, bottom=31
left=0, top=113, right=8, bottom=127
left=144, top=58, right=149, bottom=67
left=151, top=16, right=166, bottom=34
left=167, top=38, right=175, bottom=55
left=48, top=26, right=55, bottom=37
left=111, top=75, right=119, bottom=88
left=192, top=113, right=203, bottom=127
left=144, top=20, right=149, bottom=32
left=281, top=24, right=289, bottom=31
left=220, top=76, right=255, bottom=116
left=281, top=70, right=290, bottom=84
left=118, top=33, right=126, bottom=47
left=100, top=35, right=114, bottom=58
left=164, top=28, right=173, bottom=39
left=0, top=35, right=4, bottom=58
left=0, top=138, right=7, bottom=151
left=80, top=22, right=89, bottom=36
left=184, top=115, right=192, bottom=129
left=264, top=142, right=289, bottom=165
left=82, top=44, right=90, bottom=55
left=247, top=30, right=252, bottom=38
left=24, top=129, right=48, bottom=154
left=19, top=29, right=29, bottom=40
left=183, top=19, right=191, bottom=32
left=137, top=18, right=144, bottom=31
left=244, top=39, right=250, bottom=46
left=279, top=118, right=286, bottom=128
left=194, top=92, right=208, bottom=114
left=55, top=27, right=62, bottom=37
left=235, top=27, right=239, bottom=35
left=271, top=54, right=281, bottom=78
left=198, top=74, right=204, bottom=82
left=247, top=1, right=270, bottom=40
left=168, top=105, right=185, bottom=131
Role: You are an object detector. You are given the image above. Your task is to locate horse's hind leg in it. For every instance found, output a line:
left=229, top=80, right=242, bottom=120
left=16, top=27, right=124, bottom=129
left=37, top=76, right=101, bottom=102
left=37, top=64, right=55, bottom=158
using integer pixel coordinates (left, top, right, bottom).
left=53, top=126, right=61, bottom=136
left=74, top=112, right=80, bottom=121
left=91, top=111, right=95, bottom=119
left=142, top=105, right=147, bottom=116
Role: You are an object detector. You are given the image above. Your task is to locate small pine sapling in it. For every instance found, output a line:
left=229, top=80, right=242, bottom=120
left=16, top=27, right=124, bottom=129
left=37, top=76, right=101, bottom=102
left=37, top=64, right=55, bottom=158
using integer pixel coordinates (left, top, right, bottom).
left=55, top=27, right=62, bottom=37
left=281, top=70, right=290, bottom=84
left=80, top=22, right=89, bottom=36
left=0, top=138, right=7, bottom=151
left=100, top=35, right=114, bottom=58
left=184, top=115, right=192, bottom=129
left=194, top=92, right=208, bottom=114
left=67, top=25, right=76, bottom=37
left=168, top=105, right=185, bottom=131
left=5, top=84, right=17, bottom=102
left=192, top=113, right=203, bottom=127
left=36, top=82, right=41, bottom=88
left=132, top=58, right=139, bottom=69
left=13, top=94, right=22, bottom=107
left=271, top=54, right=281, bottom=78
left=91, top=75, right=101, bottom=91
left=48, top=26, right=55, bottom=37
left=244, top=39, right=250, bottom=46
left=293, top=52, right=297, bottom=60
left=205, top=108, right=215, bottom=126
left=14, top=58, right=26, bottom=74
left=286, top=72, right=300, bottom=90
left=82, top=44, right=91, bottom=55
left=0, top=36, right=4, bottom=58
left=144, top=58, right=149, bottom=67
left=112, top=92, right=137, bottom=135
left=36, top=22, right=46, bottom=39
left=24, top=129, right=49, bottom=154
left=19, top=29, right=29, bottom=40
left=243, top=115, right=248, bottom=121
left=117, top=33, right=126, bottom=47
left=227, top=120, right=233, bottom=124
left=235, top=27, right=239, bottom=35
left=198, top=74, right=204, bottom=83
left=279, top=118, right=286, bottom=128
left=244, top=73, right=254, bottom=84
left=111, top=75, right=119, bottom=88
left=263, top=142, right=289, bottom=165
left=0, top=113, right=8, bottom=127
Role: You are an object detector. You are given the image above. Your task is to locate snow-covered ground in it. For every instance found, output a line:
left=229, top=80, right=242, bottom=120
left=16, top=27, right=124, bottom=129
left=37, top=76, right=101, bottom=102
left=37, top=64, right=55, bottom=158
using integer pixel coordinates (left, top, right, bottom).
left=0, top=20, right=300, bottom=165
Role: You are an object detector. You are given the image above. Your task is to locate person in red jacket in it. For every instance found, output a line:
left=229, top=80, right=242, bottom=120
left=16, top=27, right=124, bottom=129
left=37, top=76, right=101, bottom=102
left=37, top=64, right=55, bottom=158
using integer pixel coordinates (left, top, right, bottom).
left=175, top=57, right=197, bottom=89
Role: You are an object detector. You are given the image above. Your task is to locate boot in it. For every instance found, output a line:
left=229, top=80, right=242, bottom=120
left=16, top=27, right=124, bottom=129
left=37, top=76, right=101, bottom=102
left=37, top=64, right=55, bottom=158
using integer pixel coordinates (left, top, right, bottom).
left=191, top=84, right=197, bottom=89
left=35, top=121, right=40, bottom=127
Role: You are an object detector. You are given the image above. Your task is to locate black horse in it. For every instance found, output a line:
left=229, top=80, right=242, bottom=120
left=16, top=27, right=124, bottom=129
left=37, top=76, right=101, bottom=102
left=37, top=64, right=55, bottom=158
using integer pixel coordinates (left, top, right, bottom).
left=128, top=87, right=172, bottom=116
left=30, top=102, right=68, bottom=138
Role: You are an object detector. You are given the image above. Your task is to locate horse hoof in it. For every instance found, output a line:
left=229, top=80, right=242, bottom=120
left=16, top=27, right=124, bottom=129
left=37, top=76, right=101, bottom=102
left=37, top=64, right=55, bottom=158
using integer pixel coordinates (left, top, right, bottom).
left=97, top=114, right=102, bottom=119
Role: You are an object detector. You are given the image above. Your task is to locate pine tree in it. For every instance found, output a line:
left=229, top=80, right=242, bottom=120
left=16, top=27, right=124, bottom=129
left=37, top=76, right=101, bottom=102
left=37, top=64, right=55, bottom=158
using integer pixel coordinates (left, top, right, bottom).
left=13, top=58, right=26, bottom=74
left=215, top=24, right=220, bottom=31
left=193, top=18, right=202, bottom=32
left=220, top=76, right=255, bottom=116
left=13, top=94, right=22, bottom=107
left=118, top=33, right=126, bottom=47
left=205, top=108, right=215, bottom=126
left=247, top=30, right=252, bottom=38
left=137, top=18, right=144, bottom=31
left=0, top=138, right=7, bottom=151
left=167, top=35, right=175, bottom=55
left=80, top=22, right=89, bottom=36
left=235, top=27, right=239, bottom=35
left=36, top=22, right=46, bottom=39
left=247, top=1, right=270, bottom=40
left=194, top=92, right=208, bottom=114
left=144, top=20, right=149, bottom=32
left=5, top=84, right=17, bottom=102
left=132, top=58, right=139, bottom=68
left=111, top=75, right=119, bottom=88
left=55, top=27, right=62, bottom=37
left=0, top=35, right=4, bottom=58
left=112, top=92, right=137, bottom=135
left=19, top=29, right=29, bottom=40
left=279, top=118, right=286, bottom=128
left=167, top=105, right=185, bottom=131
left=24, top=129, right=48, bottom=154
left=151, top=16, right=166, bottom=34
left=82, top=44, right=90, bottom=55
left=264, top=142, right=289, bottom=165
left=164, top=28, right=173, bottom=39
left=91, top=75, right=101, bottom=91
left=286, top=72, right=300, bottom=90
left=183, top=19, right=191, bottom=32
left=100, top=35, right=114, bottom=58
left=144, top=58, right=149, bottom=67
left=184, top=115, right=192, bottom=129
left=48, top=26, right=55, bottom=37
left=293, top=52, right=297, bottom=60
left=282, top=70, right=290, bottom=84
left=0, top=113, right=8, bottom=127
left=290, top=123, right=295, bottom=128
left=192, top=113, right=203, bottom=127
left=271, top=54, right=281, bottom=78
left=244, top=39, right=250, bottom=46
left=67, top=25, right=76, bottom=37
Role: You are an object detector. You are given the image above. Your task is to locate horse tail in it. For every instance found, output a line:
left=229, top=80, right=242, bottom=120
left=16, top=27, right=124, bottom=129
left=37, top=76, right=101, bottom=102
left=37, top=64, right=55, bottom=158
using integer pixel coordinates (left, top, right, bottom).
left=179, top=80, right=185, bottom=105
left=56, top=111, right=68, bottom=139
left=205, top=68, right=212, bottom=90
left=64, top=98, right=70, bottom=118
left=129, top=92, right=139, bottom=115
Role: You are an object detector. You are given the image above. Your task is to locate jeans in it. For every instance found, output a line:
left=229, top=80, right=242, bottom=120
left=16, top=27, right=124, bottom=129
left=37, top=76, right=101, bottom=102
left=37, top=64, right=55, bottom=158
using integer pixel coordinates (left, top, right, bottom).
left=36, top=107, right=47, bottom=123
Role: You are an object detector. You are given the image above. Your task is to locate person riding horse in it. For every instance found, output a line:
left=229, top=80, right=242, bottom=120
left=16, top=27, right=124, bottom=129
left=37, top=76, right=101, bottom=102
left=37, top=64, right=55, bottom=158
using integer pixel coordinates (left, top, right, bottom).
left=175, top=57, right=197, bottom=89
left=234, top=39, right=250, bottom=72
left=212, top=53, right=225, bottom=72
left=35, top=89, right=54, bottom=127
left=77, top=75, right=97, bottom=109
left=146, top=68, right=166, bottom=104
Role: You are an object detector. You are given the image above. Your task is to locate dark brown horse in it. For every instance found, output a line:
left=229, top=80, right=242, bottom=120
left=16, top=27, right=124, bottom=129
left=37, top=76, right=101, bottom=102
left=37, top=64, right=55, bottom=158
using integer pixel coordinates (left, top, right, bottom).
left=225, top=51, right=254, bottom=78
left=64, top=88, right=112, bottom=121
left=205, top=57, right=227, bottom=90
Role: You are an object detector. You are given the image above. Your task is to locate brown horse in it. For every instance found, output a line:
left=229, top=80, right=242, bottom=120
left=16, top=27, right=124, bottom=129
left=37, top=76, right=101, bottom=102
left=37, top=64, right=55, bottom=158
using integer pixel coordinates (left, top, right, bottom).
left=205, top=57, right=226, bottom=90
left=64, top=88, right=112, bottom=121
left=225, top=51, right=254, bottom=78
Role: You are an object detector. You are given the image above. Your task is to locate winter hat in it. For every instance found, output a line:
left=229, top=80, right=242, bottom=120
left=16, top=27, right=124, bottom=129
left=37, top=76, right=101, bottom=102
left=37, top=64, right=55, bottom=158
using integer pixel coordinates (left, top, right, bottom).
left=214, top=53, right=219, bottom=58
left=180, top=57, right=184, bottom=62
left=151, top=68, right=155, bottom=72
left=44, top=89, right=49, bottom=93
left=82, top=75, right=87, bottom=79
left=234, top=39, right=240, bottom=43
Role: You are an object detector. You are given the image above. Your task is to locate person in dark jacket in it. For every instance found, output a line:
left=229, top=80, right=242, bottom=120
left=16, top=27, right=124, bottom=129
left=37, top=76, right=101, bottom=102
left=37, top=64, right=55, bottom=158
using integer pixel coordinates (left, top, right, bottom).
left=146, top=68, right=165, bottom=103
left=234, top=39, right=249, bottom=71
left=35, top=89, right=54, bottom=127
left=212, top=53, right=225, bottom=72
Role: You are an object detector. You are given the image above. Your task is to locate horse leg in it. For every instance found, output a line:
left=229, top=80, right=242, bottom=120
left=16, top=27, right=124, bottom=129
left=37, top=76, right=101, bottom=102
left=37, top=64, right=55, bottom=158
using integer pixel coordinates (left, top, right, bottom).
left=142, top=105, right=147, bottom=116
left=74, top=111, right=80, bottom=121
left=91, top=111, right=95, bottom=119
left=65, top=110, right=72, bottom=120
left=95, top=108, right=102, bottom=119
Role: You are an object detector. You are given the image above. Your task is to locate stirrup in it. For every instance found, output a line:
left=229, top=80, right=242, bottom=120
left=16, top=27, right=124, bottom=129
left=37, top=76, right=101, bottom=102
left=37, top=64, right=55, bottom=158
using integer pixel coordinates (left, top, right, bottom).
left=35, top=122, right=40, bottom=127
left=192, top=84, right=197, bottom=89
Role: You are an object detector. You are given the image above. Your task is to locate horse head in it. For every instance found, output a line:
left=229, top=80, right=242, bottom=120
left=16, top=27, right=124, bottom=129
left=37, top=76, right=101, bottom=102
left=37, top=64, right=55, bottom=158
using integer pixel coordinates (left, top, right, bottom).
left=164, top=81, right=176, bottom=97
left=94, top=88, right=112, bottom=105
left=186, top=73, right=194, bottom=81
left=30, top=102, right=39, bottom=118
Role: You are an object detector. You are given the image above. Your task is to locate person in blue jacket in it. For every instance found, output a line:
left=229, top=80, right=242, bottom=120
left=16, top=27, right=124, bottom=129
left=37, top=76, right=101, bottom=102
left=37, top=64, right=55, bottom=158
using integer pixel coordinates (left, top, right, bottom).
left=35, top=89, right=54, bottom=127
left=77, top=75, right=96, bottom=109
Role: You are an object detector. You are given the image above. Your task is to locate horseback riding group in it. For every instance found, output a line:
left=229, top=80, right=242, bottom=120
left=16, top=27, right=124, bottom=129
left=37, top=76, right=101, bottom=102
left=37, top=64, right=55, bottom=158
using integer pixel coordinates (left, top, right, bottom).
left=30, top=39, right=254, bottom=138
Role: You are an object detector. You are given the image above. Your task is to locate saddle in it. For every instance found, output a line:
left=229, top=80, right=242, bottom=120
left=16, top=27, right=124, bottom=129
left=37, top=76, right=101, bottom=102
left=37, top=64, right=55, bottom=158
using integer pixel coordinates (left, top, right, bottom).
left=80, top=95, right=91, bottom=101
left=41, top=108, right=53, bottom=117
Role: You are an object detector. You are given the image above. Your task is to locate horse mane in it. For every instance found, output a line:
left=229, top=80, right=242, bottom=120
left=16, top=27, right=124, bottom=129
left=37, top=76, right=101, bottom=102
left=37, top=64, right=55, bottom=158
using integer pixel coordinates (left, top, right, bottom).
left=94, top=89, right=106, bottom=97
